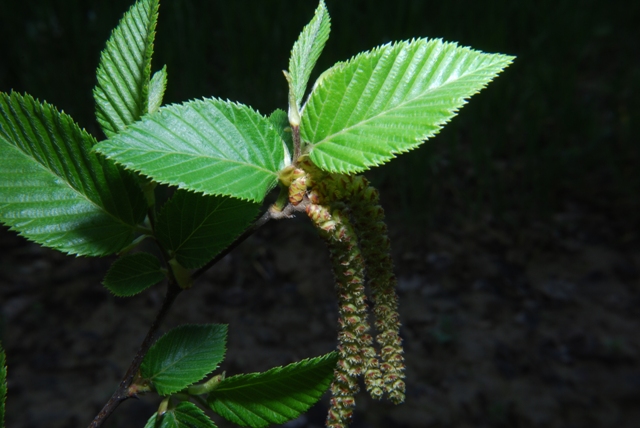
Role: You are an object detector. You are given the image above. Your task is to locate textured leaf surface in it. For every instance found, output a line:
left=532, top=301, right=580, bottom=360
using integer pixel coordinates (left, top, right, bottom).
left=289, top=0, right=331, bottom=109
left=144, top=402, right=217, bottom=428
left=95, top=99, right=285, bottom=202
left=0, top=92, right=146, bottom=256
left=0, top=343, right=6, bottom=427
left=149, top=65, right=168, bottom=114
left=155, top=190, right=258, bottom=269
left=141, top=324, right=227, bottom=396
left=103, top=252, right=165, bottom=296
left=94, top=0, right=159, bottom=137
left=208, top=352, right=337, bottom=428
left=301, top=38, right=514, bottom=173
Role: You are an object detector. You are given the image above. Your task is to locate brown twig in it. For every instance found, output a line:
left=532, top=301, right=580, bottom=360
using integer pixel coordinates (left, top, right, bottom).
left=88, top=281, right=182, bottom=428
left=88, top=204, right=299, bottom=427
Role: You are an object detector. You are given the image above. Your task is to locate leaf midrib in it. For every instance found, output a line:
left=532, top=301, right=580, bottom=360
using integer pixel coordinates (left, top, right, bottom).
left=0, top=131, right=136, bottom=232
left=108, top=144, right=279, bottom=177
left=308, top=53, right=508, bottom=149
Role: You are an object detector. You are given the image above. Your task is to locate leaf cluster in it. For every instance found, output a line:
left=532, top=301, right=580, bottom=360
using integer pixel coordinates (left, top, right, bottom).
left=0, top=0, right=512, bottom=262
left=0, top=0, right=514, bottom=426
left=139, top=324, right=337, bottom=428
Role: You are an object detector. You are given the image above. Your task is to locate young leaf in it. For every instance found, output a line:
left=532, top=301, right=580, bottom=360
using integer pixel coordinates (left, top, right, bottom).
left=0, top=92, right=146, bottom=256
left=207, top=352, right=338, bottom=428
left=0, top=343, right=6, bottom=427
left=301, top=38, right=515, bottom=173
left=103, top=252, right=165, bottom=296
left=149, top=66, right=168, bottom=114
left=94, top=0, right=160, bottom=137
left=289, top=0, right=331, bottom=110
left=155, top=190, right=259, bottom=269
left=144, top=402, right=217, bottom=428
left=267, top=109, right=293, bottom=166
left=141, top=324, right=227, bottom=396
left=94, top=98, right=285, bottom=203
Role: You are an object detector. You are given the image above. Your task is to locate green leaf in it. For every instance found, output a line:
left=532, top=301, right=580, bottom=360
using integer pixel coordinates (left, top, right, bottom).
left=144, top=402, right=217, bottom=428
left=94, top=0, right=160, bottom=137
left=94, top=98, right=285, bottom=203
left=0, top=92, right=146, bottom=256
left=103, top=252, right=165, bottom=296
left=155, top=190, right=259, bottom=269
left=141, top=324, right=227, bottom=396
left=289, top=0, right=331, bottom=110
left=0, top=343, right=6, bottom=427
left=301, top=38, right=515, bottom=173
left=149, top=66, right=168, bottom=114
left=208, top=352, right=338, bottom=428
left=267, top=109, right=293, bottom=166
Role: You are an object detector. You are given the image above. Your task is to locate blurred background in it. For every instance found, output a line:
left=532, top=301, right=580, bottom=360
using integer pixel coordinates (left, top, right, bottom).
left=0, top=1, right=638, bottom=427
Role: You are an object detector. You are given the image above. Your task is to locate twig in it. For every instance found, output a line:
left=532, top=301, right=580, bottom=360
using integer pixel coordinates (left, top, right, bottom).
left=88, top=204, right=300, bottom=427
left=88, top=281, right=182, bottom=428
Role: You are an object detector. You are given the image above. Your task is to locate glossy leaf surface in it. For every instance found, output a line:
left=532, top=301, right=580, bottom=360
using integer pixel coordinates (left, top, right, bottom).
left=94, top=0, right=159, bottom=137
left=208, top=352, right=337, bottom=428
left=95, top=99, right=285, bottom=202
left=103, top=252, right=165, bottom=296
left=141, top=324, right=227, bottom=396
left=155, top=189, right=258, bottom=269
left=0, top=92, right=146, bottom=256
left=301, top=38, right=514, bottom=173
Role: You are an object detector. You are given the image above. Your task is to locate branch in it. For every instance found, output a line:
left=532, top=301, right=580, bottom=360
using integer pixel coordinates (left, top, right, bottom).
left=88, top=281, right=182, bottom=428
left=88, top=203, right=301, bottom=427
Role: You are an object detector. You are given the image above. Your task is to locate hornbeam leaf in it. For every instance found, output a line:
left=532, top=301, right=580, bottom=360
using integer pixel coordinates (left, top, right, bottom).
left=94, top=0, right=160, bottom=137
left=289, top=0, right=331, bottom=110
left=0, top=92, right=146, bottom=256
left=0, top=343, right=6, bottom=427
left=103, top=252, right=165, bottom=296
left=144, top=402, right=217, bottom=428
left=94, top=99, right=285, bottom=202
left=141, top=324, right=227, bottom=396
left=155, top=189, right=259, bottom=269
left=149, top=65, right=168, bottom=114
left=301, top=38, right=515, bottom=173
left=208, top=352, right=337, bottom=428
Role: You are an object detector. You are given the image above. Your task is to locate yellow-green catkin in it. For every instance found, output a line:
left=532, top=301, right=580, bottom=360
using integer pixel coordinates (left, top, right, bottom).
left=319, top=174, right=405, bottom=404
left=306, top=199, right=378, bottom=428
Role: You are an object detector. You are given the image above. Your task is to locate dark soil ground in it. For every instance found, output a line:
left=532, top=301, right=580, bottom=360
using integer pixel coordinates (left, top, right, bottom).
left=1, top=194, right=639, bottom=428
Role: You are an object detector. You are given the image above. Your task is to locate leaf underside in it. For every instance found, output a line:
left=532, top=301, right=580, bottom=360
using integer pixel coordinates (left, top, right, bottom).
left=94, top=98, right=285, bottom=203
left=0, top=92, right=146, bottom=256
left=141, top=324, right=227, bottom=396
left=155, top=189, right=259, bottom=269
left=289, top=0, right=331, bottom=110
left=94, top=0, right=160, bottom=137
left=144, top=402, right=217, bottom=428
left=301, top=38, right=515, bottom=173
left=208, top=352, right=337, bottom=428
left=103, top=252, right=165, bottom=297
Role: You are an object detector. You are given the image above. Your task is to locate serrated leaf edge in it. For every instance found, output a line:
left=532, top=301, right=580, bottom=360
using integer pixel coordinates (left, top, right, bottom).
left=95, top=97, right=285, bottom=203
left=303, top=38, right=514, bottom=173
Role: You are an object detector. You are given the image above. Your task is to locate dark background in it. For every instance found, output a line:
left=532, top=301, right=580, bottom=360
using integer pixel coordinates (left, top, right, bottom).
left=0, top=1, right=639, bottom=427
